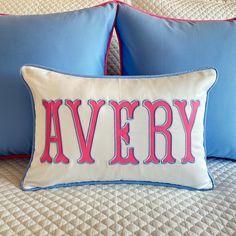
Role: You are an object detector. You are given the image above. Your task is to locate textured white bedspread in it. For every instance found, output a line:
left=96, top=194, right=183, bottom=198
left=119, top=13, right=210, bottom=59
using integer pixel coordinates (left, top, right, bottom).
left=0, top=158, right=236, bottom=235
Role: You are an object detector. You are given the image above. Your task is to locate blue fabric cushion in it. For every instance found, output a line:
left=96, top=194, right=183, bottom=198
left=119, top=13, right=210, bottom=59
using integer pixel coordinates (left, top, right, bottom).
left=0, top=3, right=117, bottom=156
left=116, top=3, right=236, bottom=160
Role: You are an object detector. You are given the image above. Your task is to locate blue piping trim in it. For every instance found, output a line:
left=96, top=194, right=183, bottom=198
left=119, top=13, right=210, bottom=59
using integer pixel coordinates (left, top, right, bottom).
left=22, top=179, right=213, bottom=192
left=21, top=64, right=217, bottom=80
left=20, top=69, right=38, bottom=192
left=20, top=64, right=217, bottom=191
left=203, top=68, right=219, bottom=189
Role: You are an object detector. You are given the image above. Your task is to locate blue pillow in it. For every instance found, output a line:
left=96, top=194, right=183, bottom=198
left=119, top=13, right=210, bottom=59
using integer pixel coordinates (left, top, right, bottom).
left=116, top=3, right=236, bottom=160
left=0, top=3, right=117, bottom=157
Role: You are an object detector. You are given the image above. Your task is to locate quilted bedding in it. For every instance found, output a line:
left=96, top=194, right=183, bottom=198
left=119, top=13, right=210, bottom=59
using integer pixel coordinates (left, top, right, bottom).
left=0, top=158, right=236, bottom=235
left=1, top=0, right=236, bottom=235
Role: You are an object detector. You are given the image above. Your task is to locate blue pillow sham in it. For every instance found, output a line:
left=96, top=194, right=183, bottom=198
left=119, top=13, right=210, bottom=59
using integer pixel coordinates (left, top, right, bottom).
left=0, top=3, right=117, bottom=157
left=115, top=3, right=236, bottom=160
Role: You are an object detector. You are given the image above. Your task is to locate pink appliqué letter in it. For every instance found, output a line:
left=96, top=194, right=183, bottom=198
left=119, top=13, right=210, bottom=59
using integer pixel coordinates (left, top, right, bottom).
left=174, top=100, right=200, bottom=164
left=143, top=100, right=175, bottom=164
left=66, top=99, right=105, bottom=164
left=109, top=101, right=139, bottom=165
left=41, top=100, right=69, bottom=164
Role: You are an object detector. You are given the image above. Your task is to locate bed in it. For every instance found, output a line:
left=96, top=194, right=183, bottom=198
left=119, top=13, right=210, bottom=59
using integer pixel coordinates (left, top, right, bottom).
left=0, top=0, right=236, bottom=235
left=0, top=158, right=236, bottom=235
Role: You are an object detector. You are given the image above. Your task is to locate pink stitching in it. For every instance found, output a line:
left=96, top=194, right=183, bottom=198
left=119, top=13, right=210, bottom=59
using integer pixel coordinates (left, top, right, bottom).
left=94, top=1, right=120, bottom=75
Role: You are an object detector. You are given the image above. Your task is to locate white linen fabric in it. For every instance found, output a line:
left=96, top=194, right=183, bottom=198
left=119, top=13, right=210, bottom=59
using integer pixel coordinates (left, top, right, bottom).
left=21, top=66, right=215, bottom=190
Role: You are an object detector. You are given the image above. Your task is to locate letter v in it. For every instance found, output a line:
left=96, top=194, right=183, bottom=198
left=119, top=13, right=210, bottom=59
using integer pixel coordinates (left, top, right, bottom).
left=66, top=99, right=105, bottom=164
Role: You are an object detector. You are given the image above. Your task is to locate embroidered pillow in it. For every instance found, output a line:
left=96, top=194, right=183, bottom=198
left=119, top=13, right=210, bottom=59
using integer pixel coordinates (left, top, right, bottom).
left=115, top=3, right=236, bottom=160
left=0, top=3, right=116, bottom=158
left=21, top=65, right=216, bottom=191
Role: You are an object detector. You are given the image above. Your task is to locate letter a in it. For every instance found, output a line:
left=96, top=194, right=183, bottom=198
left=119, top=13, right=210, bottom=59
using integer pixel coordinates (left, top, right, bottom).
left=109, top=101, right=139, bottom=165
left=143, top=100, right=175, bottom=164
left=41, top=100, right=69, bottom=164
left=66, top=99, right=105, bottom=164
left=174, top=100, right=200, bottom=164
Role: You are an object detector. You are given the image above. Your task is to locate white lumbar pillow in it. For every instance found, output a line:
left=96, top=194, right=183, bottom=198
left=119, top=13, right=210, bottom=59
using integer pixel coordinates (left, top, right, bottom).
left=21, top=66, right=216, bottom=191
